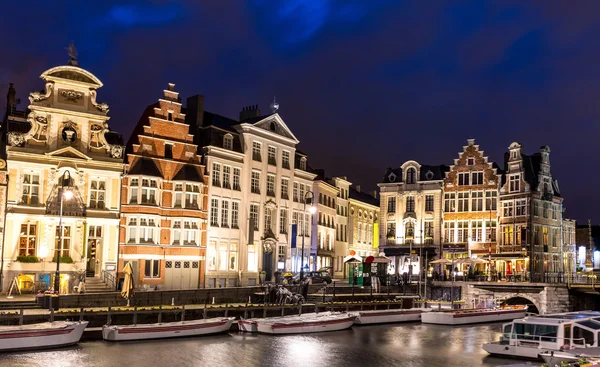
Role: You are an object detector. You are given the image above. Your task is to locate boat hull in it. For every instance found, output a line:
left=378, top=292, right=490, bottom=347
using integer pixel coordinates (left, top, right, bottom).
left=421, top=309, right=527, bottom=325
left=482, top=342, right=554, bottom=360
left=257, top=315, right=356, bottom=335
left=355, top=309, right=425, bottom=325
left=0, top=321, right=88, bottom=352
left=238, top=320, right=258, bottom=333
left=102, top=318, right=234, bottom=341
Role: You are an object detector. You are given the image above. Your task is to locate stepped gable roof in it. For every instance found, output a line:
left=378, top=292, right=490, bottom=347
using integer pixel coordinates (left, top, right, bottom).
left=173, top=164, right=204, bottom=182
left=128, top=157, right=163, bottom=178
left=349, top=186, right=379, bottom=207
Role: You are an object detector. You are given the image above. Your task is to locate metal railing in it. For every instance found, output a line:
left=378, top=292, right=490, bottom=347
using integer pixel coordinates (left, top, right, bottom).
left=101, top=270, right=118, bottom=291
left=496, top=333, right=587, bottom=347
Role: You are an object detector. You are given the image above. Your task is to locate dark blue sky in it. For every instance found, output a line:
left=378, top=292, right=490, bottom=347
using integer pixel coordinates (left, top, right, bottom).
left=1, top=1, right=599, bottom=223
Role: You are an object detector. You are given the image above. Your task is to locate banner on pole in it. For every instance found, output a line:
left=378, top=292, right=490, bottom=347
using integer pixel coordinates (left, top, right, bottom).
left=373, top=223, right=379, bottom=249
left=291, top=224, right=297, bottom=248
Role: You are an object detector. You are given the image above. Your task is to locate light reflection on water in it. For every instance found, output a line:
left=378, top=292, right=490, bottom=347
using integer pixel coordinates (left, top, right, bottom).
left=0, top=322, right=528, bottom=367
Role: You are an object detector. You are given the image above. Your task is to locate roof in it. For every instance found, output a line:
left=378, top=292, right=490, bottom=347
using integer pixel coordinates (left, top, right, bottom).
left=349, top=186, right=379, bottom=207
left=128, top=157, right=163, bottom=178
left=380, top=164, right=449, bottom=183
left=240, top=113, right=276, bottom=125
left=105, top=130, right=124, bottom=146
left=172, top=164, right=204, bottom=182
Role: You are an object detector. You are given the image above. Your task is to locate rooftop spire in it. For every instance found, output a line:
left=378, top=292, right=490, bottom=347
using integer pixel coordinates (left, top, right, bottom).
left=269, top=95, right=279, bottom=113
left=66, top=41, right=79, bottom=66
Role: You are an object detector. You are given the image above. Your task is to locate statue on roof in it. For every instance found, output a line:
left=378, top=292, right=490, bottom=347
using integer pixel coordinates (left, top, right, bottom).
left=67, top=42, right=77, bottom=61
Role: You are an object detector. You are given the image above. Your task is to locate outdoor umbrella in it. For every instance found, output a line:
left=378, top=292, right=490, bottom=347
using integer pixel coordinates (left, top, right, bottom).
left=121, top=262, right=135, bottom=307
left=429, top=258, right=453, bottom=264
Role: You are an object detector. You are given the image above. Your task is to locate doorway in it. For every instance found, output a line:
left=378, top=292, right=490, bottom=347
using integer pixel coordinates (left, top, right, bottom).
left=86, top=225, right=102, bottom=277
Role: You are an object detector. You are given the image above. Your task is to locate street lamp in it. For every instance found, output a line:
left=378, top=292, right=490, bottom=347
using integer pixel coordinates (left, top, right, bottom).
left=54, top=172, right=73, bottom=294
left=300, top=191, right=315, bottom=281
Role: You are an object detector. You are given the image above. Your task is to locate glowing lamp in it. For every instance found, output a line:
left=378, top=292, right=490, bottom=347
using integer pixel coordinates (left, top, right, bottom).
left=63, top=190, right=74, bottom=200
left=309, top=206, right=316, bottom=214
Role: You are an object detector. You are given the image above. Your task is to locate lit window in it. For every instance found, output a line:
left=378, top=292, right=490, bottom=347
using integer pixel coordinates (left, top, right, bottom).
left=89, top=179, right=106, bottom=209
left=251, top=171, right=260, bottom=194
left=223, top=134, right=233, bottom=150
left=268, top=146, right=277, bottom=165
left=144, top=260, right=160, bottom=278
left=509, top=174, right=520, bottom=192
left=252, top=142, right=262, bottom=161
left=212, top=163, right=221, bottom=187
left=19, top=223, right=37, bottom=256
left=282, top=151, right=290, bottom=169
left=55, top=225, right=71, bottom=258
left=22, top=173, right=40, bottom=205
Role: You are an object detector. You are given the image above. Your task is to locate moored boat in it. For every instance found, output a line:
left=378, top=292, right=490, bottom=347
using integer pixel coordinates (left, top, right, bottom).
left=354, top=308, right=430, bottom=325
left=255, top=312, right=356, bottom=335
left=421, top=305, right=527, bottom=325
left=482, top=311, right=600, bottom=360
left=102, top=317, right=234, bottom=341
left=239, top=312, right=337, bottom=333
left=0, top=321, right=88, bottom=352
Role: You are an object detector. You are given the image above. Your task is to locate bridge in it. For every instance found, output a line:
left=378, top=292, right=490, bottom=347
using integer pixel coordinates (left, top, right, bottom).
left=429, top=280, right=600, bottom=314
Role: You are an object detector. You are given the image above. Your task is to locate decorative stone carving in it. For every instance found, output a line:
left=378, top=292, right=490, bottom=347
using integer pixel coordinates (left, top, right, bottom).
left=29, top=82, right=54, bottom=103
left=109, top=145, right=124, bottom=159
left=48, top=168, right=57, bottom=185
left=7, top=132, right=25, bottom=147
left=26, top=112, right=49, bottom=142
left=76, top=170, right=86, bottom=194
left=89, top=90, right=109, bottom=113
left=89, top=123, right=107, bottom=149
left=262, top=241, right=274, bottom=253
left=61, top=121, right=79, bottom=144
left=60, top=89, right=83, bottom=102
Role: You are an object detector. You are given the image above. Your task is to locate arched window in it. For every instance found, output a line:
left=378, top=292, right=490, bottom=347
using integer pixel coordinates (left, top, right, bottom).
left=300, top=157, right=307, bottom=170
left=223, top=134, right=233, bottom=150
left=406, top=167, right=416, bottom=184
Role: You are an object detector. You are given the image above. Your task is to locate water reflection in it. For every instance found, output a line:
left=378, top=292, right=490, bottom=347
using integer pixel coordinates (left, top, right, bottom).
left=0, top=322, right=523, bottom=367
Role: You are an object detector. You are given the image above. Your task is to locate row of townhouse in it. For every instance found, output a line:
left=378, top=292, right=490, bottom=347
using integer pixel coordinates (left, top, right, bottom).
left=379, top=139, right=577, bottom=280
left=0, top=57, right=379, bottom=292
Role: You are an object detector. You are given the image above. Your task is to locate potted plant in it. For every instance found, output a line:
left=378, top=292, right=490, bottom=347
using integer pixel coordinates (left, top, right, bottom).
left=259, top=271, right=266, bottom=284
left=52, top=255, right=74, bottom=264
left=16, top=255, right=40, bottom=263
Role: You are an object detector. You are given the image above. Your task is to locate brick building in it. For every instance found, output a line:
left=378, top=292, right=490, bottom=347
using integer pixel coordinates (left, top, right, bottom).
left=120, top=84, right=208, bottom=290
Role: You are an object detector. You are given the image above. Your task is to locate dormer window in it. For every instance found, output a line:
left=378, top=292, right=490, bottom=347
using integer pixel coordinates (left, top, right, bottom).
left=467, top=158, right=474, bottom=166
left=223, top=134, right=233, bottom=150
left=512, top=151, right=517, bottom=159
left=299, top=157, right=307, bottom=170
left=406, top=167, right=416, bottom=184
left=388, top=172, right=396, bottom=182
left=167, top=111, right=173, bottom=121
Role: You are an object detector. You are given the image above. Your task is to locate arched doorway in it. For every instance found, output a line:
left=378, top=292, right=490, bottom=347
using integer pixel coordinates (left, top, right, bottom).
left=502, top=296, right=539, bottom=314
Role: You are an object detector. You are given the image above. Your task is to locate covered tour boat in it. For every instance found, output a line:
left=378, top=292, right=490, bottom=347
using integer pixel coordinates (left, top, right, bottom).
left=354, top=308, right=430, bottom=325
left=251, top=312, right=356, bottom=335
left=0, top=321, right=88, bottom=352
left=102, top=317, right=234, bottom=341
left=483, top=311, right=600, bottom=360
left=421, top=305, right=527, bottom=325
left=239, top=312, right=338, bottom=333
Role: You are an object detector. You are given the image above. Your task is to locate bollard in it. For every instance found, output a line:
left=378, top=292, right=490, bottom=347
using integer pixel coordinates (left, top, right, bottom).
left=281, top=305, right=285, bottom=317
left=107, top=306, right=111, bottom=325
left=225, top=303, right=229, bottom=317
left=263, top=304, right=267, bottom=318
left=50, top=308, right=55, bottom=323
left=181, top=305, right=186, bottom=322
left=346, top=301, right=349, bottom=312
left=244, top=300, right=249, bottom=319
left=158, top=305, right=162, bottom=324
left=203, top=304, right=207, bottom=319
left=80, top=307, right=84, bottom=322
left=19, top=309, right=23, bottom=326
left=171, top=297, right=175, bottom=306
left=133, top=306, right=138, bottom=325
left=298, top=304, right=303, bottom=316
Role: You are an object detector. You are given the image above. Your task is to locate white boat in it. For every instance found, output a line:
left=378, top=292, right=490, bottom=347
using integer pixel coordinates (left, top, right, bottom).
left=239, top=312, right=335, bottom=333
left=483, top=311, right=600, bottom=360
left=0, top=321, right=88, bottom=352
left=354, top=308, right=430, bottom=325
left=102, top=317, right=234, bottom=341
left=421, top=305, right=528, bottom=325
left=255, top=312, right=356, bottom=335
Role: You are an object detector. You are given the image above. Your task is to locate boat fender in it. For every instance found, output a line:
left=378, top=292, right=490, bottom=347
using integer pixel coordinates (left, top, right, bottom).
left=504, top=346, right=509, bottom=351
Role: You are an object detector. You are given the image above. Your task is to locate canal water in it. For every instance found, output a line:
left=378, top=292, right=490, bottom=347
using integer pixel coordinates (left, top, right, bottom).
left=0, top=322, right=528, bottom=367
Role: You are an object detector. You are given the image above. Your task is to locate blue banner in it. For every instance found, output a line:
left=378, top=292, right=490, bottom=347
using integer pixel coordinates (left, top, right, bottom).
left=291, top=224, right=297, bottom=248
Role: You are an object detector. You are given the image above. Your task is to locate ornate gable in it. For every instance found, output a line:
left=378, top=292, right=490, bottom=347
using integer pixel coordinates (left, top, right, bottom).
left=252, top=114, right=298, bottom=142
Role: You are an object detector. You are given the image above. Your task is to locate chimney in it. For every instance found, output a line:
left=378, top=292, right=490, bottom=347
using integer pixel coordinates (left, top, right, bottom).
left=314, top=168, right=325, bottom=179
left=186, top=95, right=205, bottom=128
left=6, top=83, right=15, bottom=111
left=371, top=190, right=377, bottom=199
left=239, top=105, right=261, bottom=122
left=467, top=138, right=475, bottom=146
left=356, top=185, right=361, bottom=193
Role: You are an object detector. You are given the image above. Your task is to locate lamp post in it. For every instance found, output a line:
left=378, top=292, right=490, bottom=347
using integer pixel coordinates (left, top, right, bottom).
left=300, top=191, right=315, bottom=281
left=54, top=172, right=73, bottom=294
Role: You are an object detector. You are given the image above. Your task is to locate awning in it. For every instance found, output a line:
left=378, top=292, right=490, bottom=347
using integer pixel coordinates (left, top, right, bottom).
left=365, top=256, right=391, bottom=264
left=382, top=247, right=438, bottom=257
left=344, top=255, right=363, bottom=263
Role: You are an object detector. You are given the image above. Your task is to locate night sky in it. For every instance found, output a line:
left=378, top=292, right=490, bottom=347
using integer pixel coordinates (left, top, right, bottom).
left=1, top=1, right=599, bottom=223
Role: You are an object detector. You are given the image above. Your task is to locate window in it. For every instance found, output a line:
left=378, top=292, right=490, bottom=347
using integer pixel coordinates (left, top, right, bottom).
left=457, top=192, right=469, bottom=212
left=129, top=178, right=139, bottom=204
left=182, top=220, right=199, bottom=245
left=145, top=260, right=160, bottom=278
left=533, top=201, right=539, bottom=216
left=485, top=191, right=497, bottom=210
left=252, top=142, right=261, bottom=161
left=251, top=171, right=260, bottom=194
left=282, top=151, right=290, bottom=169
left=174, top=183, right=182, bottom=207
left=515, top=225, right=522, bottom=245
left=444, top=222, right=453, bottom=243
left=406, top=196, right=415, bottom=212
left=165, top=144, right=173, bottom=159
left=472, top=171, right=484, bottom=185
left=173, top=220, right=181, bottom=244
left=128, top=218, right=137, bottom=242
left=223, top=166, right=231, bottom=189
left=503, top=201, right=514, bottom=217
left=167, top=111, right=173, bottom=121
left=212, top=163, right=221, bottom=187
left=516, top=199, right=527, bottom=216
left=281, top=179, right=289, bottom=199
left=406, top=168, right=416, bottom=184
left=139, top=218, right=157, bottom=243
left=467, top=158, right=474, bottom=166
left=458, top=172, right=470, bottom=186
left=280, top=209, right=288, bottom=234
left=487, top=220, right=497, bottom=241
left=207, top=241, right=217, bottom=271
left=471, top=221, right=483, bottom=242
left=221, top=200, right=229, bottom=227
left=357, top=223, right=362, bottom=243
left=444, top=193, right=456, bottom=212
left=250, top=204, right=259, bottom=230
left=509, top=174, right=520, bottom=192
left=22, top=173, right=40, bottom=205
left=210, top=199, right=219, bottom=226
left=141, top=179, right=157, bottom=204
left=471, top=191, right=483, bottom=211
left=229, top=243, right=238, bottom=271
left=457, top=221, right=468, bottom=243
left=55, top=225, right=71, bottom=258
left=299, top=157, right=307, bottom=170
left=387, top=197, right=396, bottom=213
left=299, top=184, right=305, bottom=202
left=542, top=227, right=548, bottom=246
left=247, top=243, right=257, bottom=272
left=424, top=221, right=433, bottom=244
left=223, top=134, right=233, bottom=150
left=268, top=146, right=276, bottom=165
left=405, top=222, right=414, bottom=243
left=278, top=245, right=286, bottom=270
left=264, top=208, right=273, bottom=232
left=304, top=214, right=310, bottom=237
left=267, top=175, right=275, bottom=197
left=386, top=223, right=396, bottom=239
left=552, top=205, right=557, bottom=220
left=89, top=179, right=106, bottom=209
left=19, top=223, right=37, bottom=256
left=425, top=195, right=434, bottom=212
left=293, top=182, right=299, bottom=202
left=233, top=168, right=241, bottom=190
left=185, top=184, right=199, bottom=208
left=543, top=203, right=549, bottom=219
